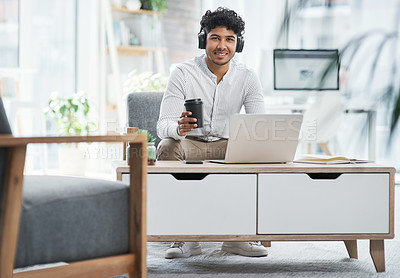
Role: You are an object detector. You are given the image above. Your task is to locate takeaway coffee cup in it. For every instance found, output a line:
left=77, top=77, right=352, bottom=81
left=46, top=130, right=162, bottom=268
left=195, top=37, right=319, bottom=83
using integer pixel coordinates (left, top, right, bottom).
left=184, top=98, right=203, bottom=128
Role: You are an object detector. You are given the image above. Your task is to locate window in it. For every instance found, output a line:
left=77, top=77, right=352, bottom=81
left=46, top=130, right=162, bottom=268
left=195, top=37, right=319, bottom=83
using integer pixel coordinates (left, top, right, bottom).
left=0, top=0, right=19, bottom=68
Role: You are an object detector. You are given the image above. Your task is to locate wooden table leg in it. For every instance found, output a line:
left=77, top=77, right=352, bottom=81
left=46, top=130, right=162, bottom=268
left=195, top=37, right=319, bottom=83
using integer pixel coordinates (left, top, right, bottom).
left=116, top=171, right=122, bottom=181
left=262, top=241, right=271, bottom=247
left=344, top=240, right=358, bottom=259
left=370, top=240, right=385, bottom=272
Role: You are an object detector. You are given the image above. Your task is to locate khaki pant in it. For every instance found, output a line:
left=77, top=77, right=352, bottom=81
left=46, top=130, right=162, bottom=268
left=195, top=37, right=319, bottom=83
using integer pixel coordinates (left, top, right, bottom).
left=157, top=138, right=228, bottom=161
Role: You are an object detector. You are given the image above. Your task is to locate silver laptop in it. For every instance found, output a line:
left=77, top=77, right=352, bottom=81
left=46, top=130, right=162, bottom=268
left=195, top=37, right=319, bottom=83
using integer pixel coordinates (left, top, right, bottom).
left=210, top=114, right=303, bottom=164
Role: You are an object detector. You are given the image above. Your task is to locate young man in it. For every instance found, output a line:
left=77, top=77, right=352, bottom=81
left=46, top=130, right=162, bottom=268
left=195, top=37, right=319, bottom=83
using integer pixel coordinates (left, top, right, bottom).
left=156, top=7, right=267, bottom=259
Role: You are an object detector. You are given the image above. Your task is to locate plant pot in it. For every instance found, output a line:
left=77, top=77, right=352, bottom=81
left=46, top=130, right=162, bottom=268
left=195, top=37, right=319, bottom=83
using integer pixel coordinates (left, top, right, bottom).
left=140, top=0, right=152, bottom=10
left=59, top=145, right=86, bottom=176
left=126, top=0, right=141, bottom=10
left=147, top=141, right=156, bottom=165
left=126, top=141, right=156, bottom=165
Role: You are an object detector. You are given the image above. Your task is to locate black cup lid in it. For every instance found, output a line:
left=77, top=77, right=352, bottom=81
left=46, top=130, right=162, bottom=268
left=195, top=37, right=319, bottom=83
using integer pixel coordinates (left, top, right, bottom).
left=184, top=98, right=202, bottom=104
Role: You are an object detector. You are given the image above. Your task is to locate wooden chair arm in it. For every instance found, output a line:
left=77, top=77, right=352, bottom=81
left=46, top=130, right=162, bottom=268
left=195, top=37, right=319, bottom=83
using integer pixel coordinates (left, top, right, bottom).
left=0, top=134, right=146, bottom=146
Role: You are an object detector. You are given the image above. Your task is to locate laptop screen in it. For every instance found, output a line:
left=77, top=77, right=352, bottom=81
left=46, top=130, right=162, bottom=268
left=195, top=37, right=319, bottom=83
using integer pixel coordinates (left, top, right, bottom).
left=273, top=49, right=339, bottom=90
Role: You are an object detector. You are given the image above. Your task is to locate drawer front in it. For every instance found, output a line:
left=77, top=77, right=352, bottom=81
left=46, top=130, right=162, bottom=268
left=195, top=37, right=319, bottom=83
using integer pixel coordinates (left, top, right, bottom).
left=147, top=173, right=257, bottom=235
left=258, top=173, right=389, bottom=234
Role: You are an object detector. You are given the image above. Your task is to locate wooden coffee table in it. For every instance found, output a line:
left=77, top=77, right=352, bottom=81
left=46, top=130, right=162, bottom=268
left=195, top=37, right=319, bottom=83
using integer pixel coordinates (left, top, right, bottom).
left=113, top=160, right=395, bottom=272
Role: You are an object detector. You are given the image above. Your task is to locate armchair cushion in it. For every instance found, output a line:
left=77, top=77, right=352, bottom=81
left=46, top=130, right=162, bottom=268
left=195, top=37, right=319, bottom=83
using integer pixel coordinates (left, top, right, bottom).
left=15, top=175, right=129, bottom=268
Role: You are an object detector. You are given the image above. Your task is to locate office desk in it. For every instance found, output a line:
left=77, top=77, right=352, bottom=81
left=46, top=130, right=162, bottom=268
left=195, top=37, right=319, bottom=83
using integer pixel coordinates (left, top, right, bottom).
left=113, top=161, right=395, bottom=272
left=266, top=104, right=377, bottom=161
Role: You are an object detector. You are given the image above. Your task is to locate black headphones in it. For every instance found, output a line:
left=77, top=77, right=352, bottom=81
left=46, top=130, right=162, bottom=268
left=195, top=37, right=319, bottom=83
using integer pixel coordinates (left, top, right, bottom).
left=198, top=28, right=244, bottom=53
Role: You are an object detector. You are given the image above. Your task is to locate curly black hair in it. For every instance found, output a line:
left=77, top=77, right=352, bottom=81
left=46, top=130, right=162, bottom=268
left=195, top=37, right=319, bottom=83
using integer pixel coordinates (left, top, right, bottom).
left=200, top=7, right=245, bottom=36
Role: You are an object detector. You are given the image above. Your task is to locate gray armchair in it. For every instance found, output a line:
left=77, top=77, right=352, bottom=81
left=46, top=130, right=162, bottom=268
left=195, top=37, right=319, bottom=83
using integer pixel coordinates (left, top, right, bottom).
left=126, top=92, right=164, bottom=147
left=0, top=97, right=147, bottom=278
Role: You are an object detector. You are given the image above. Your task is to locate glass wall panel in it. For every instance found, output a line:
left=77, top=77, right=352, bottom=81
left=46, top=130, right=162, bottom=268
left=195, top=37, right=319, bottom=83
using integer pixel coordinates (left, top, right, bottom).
left=19, top=0, right=76, bottom=171
left=20, top=0, right=76, bottom=105
left=0, top=0, right=19, bottom=68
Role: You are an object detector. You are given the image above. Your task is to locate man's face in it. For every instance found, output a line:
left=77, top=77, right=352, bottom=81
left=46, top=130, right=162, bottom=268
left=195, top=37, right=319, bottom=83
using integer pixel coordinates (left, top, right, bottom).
left=205, top=26, right=237, bottom=67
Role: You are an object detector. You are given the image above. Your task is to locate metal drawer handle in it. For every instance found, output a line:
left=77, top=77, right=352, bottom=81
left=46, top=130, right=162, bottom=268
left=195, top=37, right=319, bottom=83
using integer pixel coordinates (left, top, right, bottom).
left=171, top=173, right=208, bottom=180
left=306, top=173, right=342, bottom=180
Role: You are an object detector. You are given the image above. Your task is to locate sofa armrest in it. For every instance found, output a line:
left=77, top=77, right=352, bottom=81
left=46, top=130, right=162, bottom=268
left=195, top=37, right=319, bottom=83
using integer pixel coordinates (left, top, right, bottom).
left=0, top=134, right=143, bottom=146
left=0, top=133, right=148, bottom=277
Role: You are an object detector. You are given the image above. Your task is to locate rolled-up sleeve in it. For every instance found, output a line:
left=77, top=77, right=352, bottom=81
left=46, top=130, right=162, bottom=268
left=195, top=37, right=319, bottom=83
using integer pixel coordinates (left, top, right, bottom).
left=157, top=67, right=187, bottom=140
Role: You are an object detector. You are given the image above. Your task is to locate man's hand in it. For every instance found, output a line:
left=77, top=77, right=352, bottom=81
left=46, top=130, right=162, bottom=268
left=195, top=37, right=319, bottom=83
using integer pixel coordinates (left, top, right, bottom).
left=177, top=111, right=197, bottom=136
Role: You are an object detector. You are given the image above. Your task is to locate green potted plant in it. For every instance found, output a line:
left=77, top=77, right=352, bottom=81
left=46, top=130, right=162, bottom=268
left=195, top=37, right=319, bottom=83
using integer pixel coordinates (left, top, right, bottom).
left=45, top=91, right=97, bottom=175
left=45, top=91, right=96, bottom=137
left=140, top=0, right=167, bottom=12
left=126, top=129, right=156, bottom=165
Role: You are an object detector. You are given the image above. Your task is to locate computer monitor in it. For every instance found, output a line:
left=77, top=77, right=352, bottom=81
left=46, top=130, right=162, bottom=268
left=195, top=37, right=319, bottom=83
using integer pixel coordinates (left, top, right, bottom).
left=273, top=49, right=339, bottom=91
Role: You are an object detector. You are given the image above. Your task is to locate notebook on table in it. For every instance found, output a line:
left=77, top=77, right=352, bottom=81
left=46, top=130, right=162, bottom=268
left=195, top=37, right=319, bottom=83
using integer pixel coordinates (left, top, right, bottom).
left=209, top=114, right=303, bottom=164
left=293, top=155, right=371, bottom=164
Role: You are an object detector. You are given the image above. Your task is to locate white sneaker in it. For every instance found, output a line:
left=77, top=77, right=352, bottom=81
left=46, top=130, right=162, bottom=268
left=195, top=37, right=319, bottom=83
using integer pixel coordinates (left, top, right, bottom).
left=165, top=242, right=202, bottom=259
left=221, top=241, right=268, bottom=257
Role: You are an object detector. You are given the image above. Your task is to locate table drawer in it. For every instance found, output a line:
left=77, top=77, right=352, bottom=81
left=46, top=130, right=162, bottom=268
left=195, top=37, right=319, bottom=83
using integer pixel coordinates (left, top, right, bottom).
left=258, top=173, right=390, bottom=234
left=147, top=173, right=257, bottom=235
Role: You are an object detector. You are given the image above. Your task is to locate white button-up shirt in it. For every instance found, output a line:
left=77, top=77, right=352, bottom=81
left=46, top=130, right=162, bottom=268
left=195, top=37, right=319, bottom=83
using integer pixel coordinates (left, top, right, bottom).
left=157, top=54, right=266, bottom=141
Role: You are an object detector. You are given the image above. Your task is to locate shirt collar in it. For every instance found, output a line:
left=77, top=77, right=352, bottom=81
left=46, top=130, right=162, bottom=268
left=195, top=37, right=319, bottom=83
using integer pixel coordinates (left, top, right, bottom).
left=199, top=54, right=235, bottom=83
